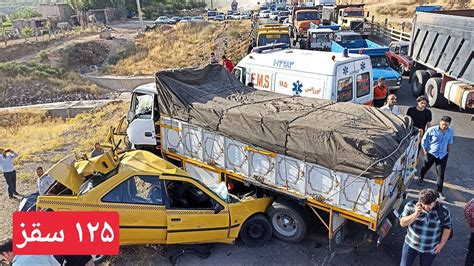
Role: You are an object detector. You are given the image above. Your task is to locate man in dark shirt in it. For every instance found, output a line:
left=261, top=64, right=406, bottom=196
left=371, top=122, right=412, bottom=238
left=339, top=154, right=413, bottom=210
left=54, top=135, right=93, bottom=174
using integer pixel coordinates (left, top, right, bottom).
left=406, top=96, right=432, bottom=132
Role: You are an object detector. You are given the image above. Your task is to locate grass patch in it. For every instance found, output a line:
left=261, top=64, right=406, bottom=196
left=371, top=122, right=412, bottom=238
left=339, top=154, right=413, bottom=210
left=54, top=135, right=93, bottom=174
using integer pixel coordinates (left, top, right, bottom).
left=105, top=21, right=251, bottom=75
left=0, top=102, right=129, bottom=166
left=0, top=62, right=66, bottom=79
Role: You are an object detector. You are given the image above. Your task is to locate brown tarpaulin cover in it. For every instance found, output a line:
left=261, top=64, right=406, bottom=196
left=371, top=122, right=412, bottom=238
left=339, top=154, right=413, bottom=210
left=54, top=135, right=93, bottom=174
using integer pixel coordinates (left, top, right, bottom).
left=155, top=64, right=415, bottom=178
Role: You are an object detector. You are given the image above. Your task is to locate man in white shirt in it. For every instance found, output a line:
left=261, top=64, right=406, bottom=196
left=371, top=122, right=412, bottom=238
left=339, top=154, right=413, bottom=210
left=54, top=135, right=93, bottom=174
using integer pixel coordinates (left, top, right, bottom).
left=379, top=94, right=401, bottom=115
left=36, top=166, right=54, bottom=195
left=0, top=148, right=20, bottom=199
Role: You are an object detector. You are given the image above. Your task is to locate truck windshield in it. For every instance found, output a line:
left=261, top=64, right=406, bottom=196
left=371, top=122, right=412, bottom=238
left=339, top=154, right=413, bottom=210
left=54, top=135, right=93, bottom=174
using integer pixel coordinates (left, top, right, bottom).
left=400, top=45, right=409, bottom=55
left=371, top=56, right=390, bottom=68
left=343, top=11, right=364, bottom=17
left=313, top=33, right=333, bottom=42
left=208, top=11, right=217, bottom=17
left=296, top=12, right=319, bottom=20
left=258, top=34, right=290, bottom=46
left=132, top=94, right=153, bottom=119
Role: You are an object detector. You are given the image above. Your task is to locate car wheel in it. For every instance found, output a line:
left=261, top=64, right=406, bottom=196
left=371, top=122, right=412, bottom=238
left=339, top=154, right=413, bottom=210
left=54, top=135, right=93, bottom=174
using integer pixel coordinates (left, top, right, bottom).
left=425, top=77, right=448, bottom=107
left=240, top=214, right=272, bottom=247
left=412, top=70, right=430, bottom=97
left=92, top=255, right=108, bottom=265
left=267, top=200, right=309, bottom=243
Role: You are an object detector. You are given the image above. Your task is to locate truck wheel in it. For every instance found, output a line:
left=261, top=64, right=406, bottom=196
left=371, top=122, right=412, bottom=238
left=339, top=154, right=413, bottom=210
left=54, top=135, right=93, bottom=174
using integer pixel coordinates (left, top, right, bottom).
left=412, top=70, right=430, bottom=97
left=240, top=214, right=272, bottom=247
left=267, top=200, right=309, bottom=243
left=425, top=77, right=448, bottom=107
left=92, top=255, right=108, bottom=264
left=398, top=64, right=405, bottom=76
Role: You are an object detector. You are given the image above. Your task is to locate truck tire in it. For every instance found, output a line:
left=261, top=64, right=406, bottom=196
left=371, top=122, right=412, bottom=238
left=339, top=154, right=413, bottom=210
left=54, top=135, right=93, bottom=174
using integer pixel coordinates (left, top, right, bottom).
left=240, top=214, right=273, bottom=247
left=412, top=70, right=430, bottom=97
left=267, top=200, right=309, bottom=243
left=426, top=69, right=438, bottom=78
left=92, top=255, right=108, bottom=264
left=425, top=77, right=448, bottom=107
left=398, top=64, right=405, bottom=76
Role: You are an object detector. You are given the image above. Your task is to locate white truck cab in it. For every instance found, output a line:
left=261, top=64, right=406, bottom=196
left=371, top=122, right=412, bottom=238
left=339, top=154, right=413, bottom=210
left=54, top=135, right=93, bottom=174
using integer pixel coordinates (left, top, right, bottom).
left=234, top=46, right=374, bottom=105
left=126, top=82, right=159, bottom=149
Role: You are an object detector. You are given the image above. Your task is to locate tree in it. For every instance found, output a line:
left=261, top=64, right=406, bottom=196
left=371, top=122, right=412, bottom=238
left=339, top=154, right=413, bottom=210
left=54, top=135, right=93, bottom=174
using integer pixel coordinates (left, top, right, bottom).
left=9, top=8, right=41, bottom=20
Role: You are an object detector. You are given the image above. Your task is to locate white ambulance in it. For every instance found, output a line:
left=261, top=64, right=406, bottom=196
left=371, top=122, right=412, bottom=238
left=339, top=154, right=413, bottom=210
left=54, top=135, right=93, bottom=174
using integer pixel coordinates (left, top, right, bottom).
left=233, top=45, right=374, bottom=105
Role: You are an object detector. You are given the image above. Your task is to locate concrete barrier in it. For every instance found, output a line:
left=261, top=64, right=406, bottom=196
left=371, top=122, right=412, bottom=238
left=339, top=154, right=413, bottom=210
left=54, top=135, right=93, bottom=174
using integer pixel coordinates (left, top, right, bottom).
left=82, top=74, right=155, bottom=92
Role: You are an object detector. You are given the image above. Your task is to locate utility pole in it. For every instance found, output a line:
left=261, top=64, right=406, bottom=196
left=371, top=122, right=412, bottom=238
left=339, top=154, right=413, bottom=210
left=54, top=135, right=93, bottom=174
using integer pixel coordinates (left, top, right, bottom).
left=136, top=0, right=144, bottom=30
left=211, top=0, right=214, bottom=10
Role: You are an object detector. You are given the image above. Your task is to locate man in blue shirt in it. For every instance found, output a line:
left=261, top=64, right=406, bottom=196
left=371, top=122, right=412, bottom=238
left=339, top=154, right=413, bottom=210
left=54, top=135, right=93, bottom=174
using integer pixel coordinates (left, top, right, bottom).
left=418, top=116, right=454, bottom=200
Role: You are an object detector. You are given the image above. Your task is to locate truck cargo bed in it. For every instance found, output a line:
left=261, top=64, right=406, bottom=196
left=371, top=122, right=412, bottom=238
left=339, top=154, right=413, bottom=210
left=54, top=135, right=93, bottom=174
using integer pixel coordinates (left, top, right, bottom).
left=409, top=10, right=474, bottom=84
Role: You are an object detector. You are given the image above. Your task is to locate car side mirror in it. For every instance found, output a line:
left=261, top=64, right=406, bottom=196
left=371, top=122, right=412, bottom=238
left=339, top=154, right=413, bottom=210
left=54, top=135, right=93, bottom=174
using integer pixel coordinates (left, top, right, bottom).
left=214, top=202, right=224, bottom=214
left=126, top=110, right=134, bottom=122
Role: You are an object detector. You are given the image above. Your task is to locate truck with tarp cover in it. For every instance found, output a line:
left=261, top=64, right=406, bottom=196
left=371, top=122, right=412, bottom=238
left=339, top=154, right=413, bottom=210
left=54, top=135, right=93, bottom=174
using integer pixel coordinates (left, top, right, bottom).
left=121, top=65, right=420, bottom=246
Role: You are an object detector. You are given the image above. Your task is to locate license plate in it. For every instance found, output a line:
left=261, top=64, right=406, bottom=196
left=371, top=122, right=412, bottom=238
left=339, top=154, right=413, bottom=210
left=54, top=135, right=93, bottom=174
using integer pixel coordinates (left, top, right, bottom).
left=379, top=219, right=393, bottom=239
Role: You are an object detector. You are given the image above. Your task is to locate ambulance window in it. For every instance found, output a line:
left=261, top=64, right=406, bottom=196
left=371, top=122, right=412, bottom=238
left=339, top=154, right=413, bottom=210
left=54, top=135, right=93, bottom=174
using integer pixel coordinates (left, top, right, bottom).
left=356, top=72, right=370, bottom=97
left=337, top=77, right=353, bottom=102
left=232, top=68, right=242, bottom=82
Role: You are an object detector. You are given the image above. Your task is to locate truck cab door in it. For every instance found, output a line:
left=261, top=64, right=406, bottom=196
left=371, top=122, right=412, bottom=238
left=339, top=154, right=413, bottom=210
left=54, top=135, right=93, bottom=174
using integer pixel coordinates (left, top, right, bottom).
left=162, top=176, right=231, bottom=244
left=127, top=92, right=157, bottom=147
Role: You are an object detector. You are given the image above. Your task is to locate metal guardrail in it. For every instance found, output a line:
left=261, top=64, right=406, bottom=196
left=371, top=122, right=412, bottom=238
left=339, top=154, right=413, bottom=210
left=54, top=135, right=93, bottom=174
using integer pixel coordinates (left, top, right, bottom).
left=365, top=21, right=412, bottom=42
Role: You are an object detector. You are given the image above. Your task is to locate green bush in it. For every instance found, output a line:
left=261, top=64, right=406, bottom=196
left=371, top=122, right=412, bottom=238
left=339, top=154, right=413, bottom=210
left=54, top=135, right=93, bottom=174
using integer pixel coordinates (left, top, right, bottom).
left=37, top=50, right=48, bottom=61
left=108, top=44, right=137, bottom=65
left=9, top=8, right=41, bottom=20
left=0, top=62, right=67, bottom=78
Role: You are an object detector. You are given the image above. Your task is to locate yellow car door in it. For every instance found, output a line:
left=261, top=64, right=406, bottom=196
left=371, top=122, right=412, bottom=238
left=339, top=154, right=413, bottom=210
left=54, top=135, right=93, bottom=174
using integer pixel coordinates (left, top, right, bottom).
left=161, top=175, right=232, bottom=244
left=99, top=175, right=167, bottom=245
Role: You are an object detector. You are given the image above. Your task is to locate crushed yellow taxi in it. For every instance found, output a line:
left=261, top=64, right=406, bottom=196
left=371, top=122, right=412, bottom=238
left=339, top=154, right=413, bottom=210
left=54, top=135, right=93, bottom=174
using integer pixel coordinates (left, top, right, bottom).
left=36, top=150, right=273, bottom=247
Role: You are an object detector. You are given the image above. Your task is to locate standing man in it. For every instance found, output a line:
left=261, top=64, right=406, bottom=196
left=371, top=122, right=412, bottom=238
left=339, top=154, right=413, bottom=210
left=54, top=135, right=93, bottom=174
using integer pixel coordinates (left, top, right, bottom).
left=0, top=148, right=20, bottom=199
left=222, top=55, right=234, bottom=73
left=406, top=95, right=432, bottom=132
left=379, top=94, right=401, bottom=115
left=210, top=52, right=218, bottom=64
left=373, top=77, right=388, bottom=108
left=464, top=198, right=474, bottom=266
left=36, top=166, right=54, bottom=195
left=419, top=116, right=454, bottom=199
left=399, top=188, right=452, bottom=266
left=91, top=142, right=104, bottom=158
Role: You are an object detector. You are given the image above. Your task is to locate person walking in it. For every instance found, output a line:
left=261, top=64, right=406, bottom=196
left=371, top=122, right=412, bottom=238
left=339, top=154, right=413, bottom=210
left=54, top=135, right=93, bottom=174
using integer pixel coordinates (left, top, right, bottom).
left=379, top=94, right=401, bottom=115
left=0, top=148, right=20, bottom=199
left=399, top=188, right=452, bottom=266
left=373, top=77, right=388, bottom=108
left=91, top=142, right=104, bottom=158
left=36, top=166, right=54, bottom=195
left=222, top=55, right=234, bottom=73
left=406, top=95, right=432, bottom=133
left=418, top=116, right=454, bottom=199
left=465, top=198, right=474, bottom=266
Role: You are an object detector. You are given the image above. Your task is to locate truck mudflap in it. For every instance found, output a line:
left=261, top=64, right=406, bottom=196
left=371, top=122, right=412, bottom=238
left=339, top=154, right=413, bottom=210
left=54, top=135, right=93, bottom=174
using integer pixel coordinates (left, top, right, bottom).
left=376, top=195, right=404, bottom=245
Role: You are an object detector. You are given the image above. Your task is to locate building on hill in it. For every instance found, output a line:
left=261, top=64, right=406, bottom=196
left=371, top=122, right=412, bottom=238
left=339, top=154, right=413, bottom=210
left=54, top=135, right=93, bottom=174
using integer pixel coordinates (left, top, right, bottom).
left=39, top=3, right=74, bottom=22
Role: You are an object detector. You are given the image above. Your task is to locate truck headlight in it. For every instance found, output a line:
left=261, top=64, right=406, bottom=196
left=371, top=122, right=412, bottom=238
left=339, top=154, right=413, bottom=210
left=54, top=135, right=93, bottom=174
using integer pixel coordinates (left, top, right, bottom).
left=397, top=78, right=401, bottom=85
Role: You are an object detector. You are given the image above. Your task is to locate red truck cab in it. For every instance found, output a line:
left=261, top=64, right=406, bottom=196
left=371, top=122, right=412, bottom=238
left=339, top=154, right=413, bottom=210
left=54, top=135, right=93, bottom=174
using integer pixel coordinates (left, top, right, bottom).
left=386, top=41, right=413, bottom=76
left=290, top=7, right=320, bottom=42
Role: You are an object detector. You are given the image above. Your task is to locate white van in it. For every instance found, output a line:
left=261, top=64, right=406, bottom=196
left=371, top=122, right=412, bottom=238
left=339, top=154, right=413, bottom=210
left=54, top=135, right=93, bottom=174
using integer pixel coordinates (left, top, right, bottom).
left=234, top=47, right=374, bottom=105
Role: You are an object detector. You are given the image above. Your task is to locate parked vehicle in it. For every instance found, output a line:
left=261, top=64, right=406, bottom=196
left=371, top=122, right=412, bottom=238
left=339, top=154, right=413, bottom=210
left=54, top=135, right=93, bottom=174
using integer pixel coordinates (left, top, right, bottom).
left=289, top=7, right=321, bottom=43
left=155, top=16, right=169, bottom=25
left=270, top=11, right=279, bottom=20
left=35, top=148, right=274, bottom=249
left=191, top=16, right=205, bottom=23
left=409, top=10, right=473, bottom=109
left=256, top=24, right=291, bottom=48
left=167, top=16, right=182, bottom=25
left=122, top=65, right=419, bottom=247
left=385, top=42, right=412, bottom=76
left=260, top=10, right=271, bottom=18
left=230, top=13, right=241, bottom=20
left=277, top=11, right=289, bottom=23
left=207, top=10, right=218, bottom=20
left=322, top=4, right=365, bottom=32
left=305, top=28, right=335, bottom=51
left=178, top=16, right=192, bottom=24
left=240, top=12, right=251, bottom=20
left=214, top=15, right=225, bottom=21
left=332, top=32, right=402, bottom=94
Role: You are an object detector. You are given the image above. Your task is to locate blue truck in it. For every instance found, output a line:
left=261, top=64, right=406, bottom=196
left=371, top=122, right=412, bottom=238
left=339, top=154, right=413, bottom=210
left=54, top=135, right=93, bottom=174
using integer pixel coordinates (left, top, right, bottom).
left=331, top=32, right=401, bottom=93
